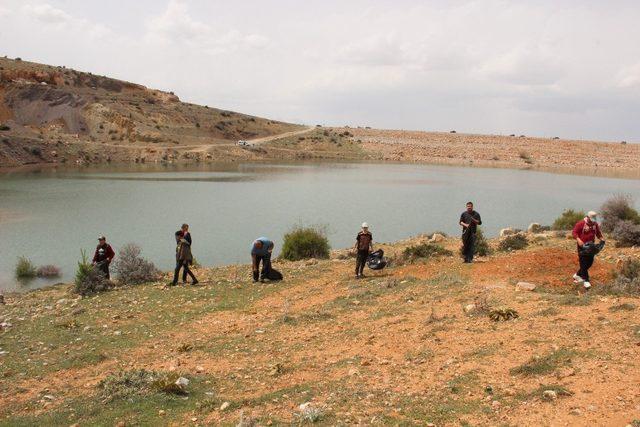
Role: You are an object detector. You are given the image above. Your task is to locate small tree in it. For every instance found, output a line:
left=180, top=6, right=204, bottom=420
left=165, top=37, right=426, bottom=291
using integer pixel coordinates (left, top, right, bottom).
left=498, top=234, right=528, bottom=252
left=601, top=195, right=640, bottom=233
left=112, top=243, right=160, bottom=285
left=281, top=226, right=330, bottom=261
left=74, top=250, right=111, bottom=295
left=404, top=242, right=452, bottom=260
left=552, top=209, right=585, bottom=230
left=612, top=221, right=640, bottom=248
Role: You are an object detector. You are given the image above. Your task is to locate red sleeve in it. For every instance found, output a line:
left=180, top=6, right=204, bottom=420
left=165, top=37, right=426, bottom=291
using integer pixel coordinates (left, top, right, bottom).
left=572, top=220, right=583, bottom=239
left=107, top=245, right=115, bottom=261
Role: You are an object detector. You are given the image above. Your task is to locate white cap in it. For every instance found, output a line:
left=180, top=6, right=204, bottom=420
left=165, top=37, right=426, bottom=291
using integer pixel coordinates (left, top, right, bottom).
left=587, top=211, right=598, bottom=219
left=98, top=235, right=106, bottom=240
left=361, top=222, right=369, bottom=228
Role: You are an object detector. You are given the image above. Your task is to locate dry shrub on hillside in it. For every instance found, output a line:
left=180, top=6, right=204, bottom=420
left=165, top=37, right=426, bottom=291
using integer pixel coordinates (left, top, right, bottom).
left=552, top=209, right=585, bottom=230
left=601, top=195, right=640, bottom=232
left=498, top=234, right=528, bottom=252
left=112, top=243, right=160, bottom=285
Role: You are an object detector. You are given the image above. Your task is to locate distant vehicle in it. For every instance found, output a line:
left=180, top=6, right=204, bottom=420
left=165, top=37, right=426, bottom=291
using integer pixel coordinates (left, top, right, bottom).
left=237, top=140, right=249, bottom=146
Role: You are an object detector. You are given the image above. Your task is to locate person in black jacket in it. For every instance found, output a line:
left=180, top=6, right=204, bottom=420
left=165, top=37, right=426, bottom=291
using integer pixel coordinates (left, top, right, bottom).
left=170, top=224, right=198, bottom=286
left=459, top=202, right=482, bottom=263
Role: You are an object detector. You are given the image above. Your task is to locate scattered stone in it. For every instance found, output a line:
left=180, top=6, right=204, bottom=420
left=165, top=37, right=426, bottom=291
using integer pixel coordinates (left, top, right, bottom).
left=195, top=366, right=204, bottom=373
left=499, top=228, right=515, bottom=237
left=43, top=395, right=55, bottom=401
left=220, top=401, right=230, bottom=411
left=569, top=408, right=582, bottom=416
left=463, top=303, right=476, bottom=313
left=556, top=367, right=576, bottom=379
left=430, top=233, right=446, bottom=243
left=158, top=410, right=166, bottom=416
left=543, top=390, right=558, bottom=401
left=516, top=282, right=537, bottom=291
left=527, top=223, right=542, bottom=233
left=175, top=377, right=189, bottom=388
left=113, top=330, right=122, bottom=336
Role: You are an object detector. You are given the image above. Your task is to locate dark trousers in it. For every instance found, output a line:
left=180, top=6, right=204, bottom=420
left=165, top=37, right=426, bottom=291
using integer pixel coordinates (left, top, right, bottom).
left=577, top=253, right=594, bottom=282
left=96, top=261, right=110, bottom=279
left=355, top=250, right=369, bottom=275
left=173, top=260, right=196, bottom=284
left=253, top=253, right=271, bottom=281
left=462, top=232, right=476, bottom=262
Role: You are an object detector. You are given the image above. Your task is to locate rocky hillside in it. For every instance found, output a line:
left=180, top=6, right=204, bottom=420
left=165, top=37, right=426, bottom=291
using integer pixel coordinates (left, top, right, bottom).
left=0, top=57, right=302, bottom=167
left=1, top=231, right=639, bottom=425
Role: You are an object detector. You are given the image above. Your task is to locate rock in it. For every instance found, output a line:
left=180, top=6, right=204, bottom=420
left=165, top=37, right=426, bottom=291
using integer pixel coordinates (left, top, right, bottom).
left=528, top=223, right=542, bottom=233
left=569, top=408, right=582, bottom=416
left=491, top=400, right=501, bottom=408
left=463, top=303, right=476, bottom=313
left=499, top=228, right=515, bottom=237
left=430, top=233, right=446, bottom=243
left=516, top=282, right=537, bottom=291
left=158, top=410, right=166, bottom=416
left=56, top=298, right=67, bottom=305
left=175, top=377, right=189, bottom=388
left=299, top=402, right=311, bottom=410
left=195, top=366, right=205, bottom=373
left=543, top=390, right=558, bottom=401
left=220, top=401, right=230, bottom=411
left=43, top=395, right=55, bottom=401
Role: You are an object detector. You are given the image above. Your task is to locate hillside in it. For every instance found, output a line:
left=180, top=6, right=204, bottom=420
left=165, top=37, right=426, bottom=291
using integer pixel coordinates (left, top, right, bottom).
left=0, top=57, right=303, bottom=167
left=1, top=232, right=639, bottom=425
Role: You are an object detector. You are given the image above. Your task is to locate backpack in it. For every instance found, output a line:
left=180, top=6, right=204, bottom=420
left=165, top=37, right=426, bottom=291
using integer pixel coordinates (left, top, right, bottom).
left=367, top=249, right=387, bottom=270
left=267, top=268, right=283, bottom=281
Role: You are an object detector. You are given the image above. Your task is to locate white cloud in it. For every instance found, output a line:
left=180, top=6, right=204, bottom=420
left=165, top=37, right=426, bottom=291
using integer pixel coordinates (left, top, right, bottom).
left=616, top=63, right=640, bottom=89
left=22, top=3, right=72, bottom=24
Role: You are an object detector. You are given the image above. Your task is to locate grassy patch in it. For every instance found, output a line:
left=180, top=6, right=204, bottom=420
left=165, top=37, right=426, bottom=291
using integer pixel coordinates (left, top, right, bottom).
left=403, top=242, right=453, bottom=260
left=609, top=303, right=637, bottom=312
left=510, top=348, right=576, bottom=376
left=517, top=384, right=574, bottom=401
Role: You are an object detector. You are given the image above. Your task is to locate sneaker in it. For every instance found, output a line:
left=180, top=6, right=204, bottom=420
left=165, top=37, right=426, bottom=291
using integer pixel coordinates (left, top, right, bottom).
left=583, top=281, right=591, bottom=289
left=191, top=280, right=199, bottom=286
left=572, top=274, right=584, bottom=283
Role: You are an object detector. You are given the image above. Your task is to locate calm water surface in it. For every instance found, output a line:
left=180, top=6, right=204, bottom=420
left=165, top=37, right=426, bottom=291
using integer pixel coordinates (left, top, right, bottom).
left=1, top=162, right=638, bottom=291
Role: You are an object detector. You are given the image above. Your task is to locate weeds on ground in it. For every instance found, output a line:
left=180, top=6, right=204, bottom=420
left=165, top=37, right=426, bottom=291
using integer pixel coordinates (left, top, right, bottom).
left=404, top=242, right=452, bottom=260
left=592, top=258, right=640, bottom=296
left=609, top=303, right=636, bottom=312
left=498, top=234, right=528, bottom=252
left=296, top=404, right=325, bottom=423
left=517, top=384, right=573, bottom=401
left=15, top=256, right=37, bottom=278
left=552, top=209, right=585, bottom=230
left=97, top=370, right=188, bottom=402
left=510, top=348, right=576, bottom=376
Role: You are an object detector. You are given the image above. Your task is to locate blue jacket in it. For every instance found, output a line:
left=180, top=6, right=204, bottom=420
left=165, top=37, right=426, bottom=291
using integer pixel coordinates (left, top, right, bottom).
left=251, top=237, right=273, bottom=256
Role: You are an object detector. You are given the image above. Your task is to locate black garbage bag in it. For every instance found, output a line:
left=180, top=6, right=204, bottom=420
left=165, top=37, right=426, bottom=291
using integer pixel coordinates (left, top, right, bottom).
left=579, top=241, right=605, bottom=256
left=367, top=249, right=387, bottom=270
left=267, top=268, right=283, bottom=281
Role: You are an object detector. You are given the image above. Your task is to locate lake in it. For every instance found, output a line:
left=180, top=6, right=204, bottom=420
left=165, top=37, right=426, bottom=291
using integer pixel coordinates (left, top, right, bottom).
left=1, top=161, right=638, bottom=291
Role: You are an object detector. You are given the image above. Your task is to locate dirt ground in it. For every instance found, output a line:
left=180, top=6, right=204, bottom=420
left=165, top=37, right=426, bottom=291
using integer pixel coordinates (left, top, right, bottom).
left=1, top=233, right=639, bottom=426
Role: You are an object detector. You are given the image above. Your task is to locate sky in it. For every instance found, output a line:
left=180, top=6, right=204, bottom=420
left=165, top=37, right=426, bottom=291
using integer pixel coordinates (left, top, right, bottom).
left=1, top=0, right=640, bottom=142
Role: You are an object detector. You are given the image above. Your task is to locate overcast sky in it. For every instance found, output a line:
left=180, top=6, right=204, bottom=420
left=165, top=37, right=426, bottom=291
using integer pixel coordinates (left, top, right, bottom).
left=2, top=0, right=640, bottom=141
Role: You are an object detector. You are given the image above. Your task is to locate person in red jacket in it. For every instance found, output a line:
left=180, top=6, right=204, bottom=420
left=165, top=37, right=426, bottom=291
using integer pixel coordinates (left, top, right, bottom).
left=92, top=235, right=115, bottom=279
left=572, top=211, right=604, bottom=289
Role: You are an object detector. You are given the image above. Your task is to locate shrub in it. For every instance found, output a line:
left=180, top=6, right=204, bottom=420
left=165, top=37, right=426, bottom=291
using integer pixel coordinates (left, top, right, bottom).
left=457, top=228, right=491, bottom=257
left=112, top=243, right=160, bottom=285
left=593, top=258, right=640, bottom=296
left=0, top=124, right=10, bottom=131
left=15, top=256, right=37, bottom=278
left=498, top=234, right=528, bottom=252
left=36, top=264, right=61, bottom=278
left=552, top=209, right=585, bottom=230
left=611, top=220, right=640, bottom=248
left=97, top=370, right=188, bottom=402
left=74, top=250, right=111, bottom=295
left=404, top=242, right=453, bottom=260
left=601, top=195, right=640, bottom=233
left=281, top=226, right=330, bottom=261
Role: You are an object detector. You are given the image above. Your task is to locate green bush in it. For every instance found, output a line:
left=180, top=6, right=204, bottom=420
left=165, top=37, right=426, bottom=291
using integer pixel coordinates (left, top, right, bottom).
left=552, top=209, right=585, bottom=230
left=404, top=242, right=452, bottom=260
left=15, top=256, right=37, bottom=278
left=74, top=250, right=111, bottom=295
left=458, top=228, right=491, bottom=257
left=498, top=234, right=528, bottom=252
left=281, top=226, right=330, bottom=261
left=97, top=370, right=188, bottom=402
left=593, top=258, right=640, bottom=296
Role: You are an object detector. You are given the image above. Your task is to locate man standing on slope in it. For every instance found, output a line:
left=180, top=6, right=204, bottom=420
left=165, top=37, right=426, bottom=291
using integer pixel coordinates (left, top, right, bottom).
left=251, top=237, right=274, bottom=282
left=460, top=202, right=482, bottom=263
left=92, top=235, right=115, bottom=279
left=354, top=222, right=373, bottom=279
left=572, top=211, right=604, bottom=289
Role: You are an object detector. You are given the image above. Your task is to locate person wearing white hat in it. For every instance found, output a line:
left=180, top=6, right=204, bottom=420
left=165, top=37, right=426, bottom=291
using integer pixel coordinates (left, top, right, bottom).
left=572, top=210, right=604, bottom=289
left=353, top=222, right=373, bottom=278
